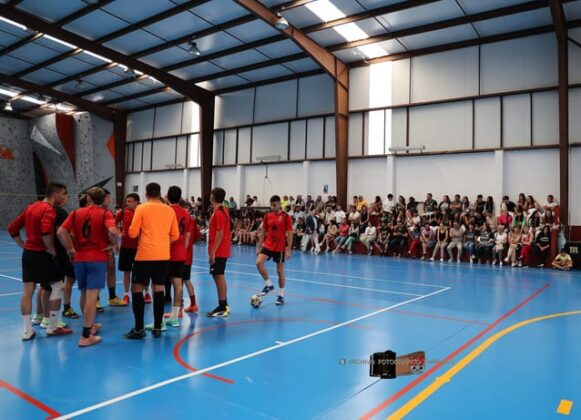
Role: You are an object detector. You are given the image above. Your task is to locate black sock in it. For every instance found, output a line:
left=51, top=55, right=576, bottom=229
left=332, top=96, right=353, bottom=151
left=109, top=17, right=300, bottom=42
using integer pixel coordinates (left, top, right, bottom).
left=64, top=303, right=71, bottom=311
left=82, top=326, right=91, bottom=338
left=132, top=292, right=145, bottom=331
left=153, top=292, right=165, bottom=330
left=219, top=299, right=228, bottom=309
left=164, top=278, right=172, bottom=300
left=108, top=287, right=116, bottom=300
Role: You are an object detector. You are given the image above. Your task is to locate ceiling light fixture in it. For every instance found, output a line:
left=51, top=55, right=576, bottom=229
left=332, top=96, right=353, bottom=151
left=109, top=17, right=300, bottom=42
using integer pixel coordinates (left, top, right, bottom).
left=4, top=102, right=13, bottom=112
left=75, top=79, right=86, bottom=90
left=274, top=13, right=289, bottom=30
left=187, top=40, right=201, bottom=56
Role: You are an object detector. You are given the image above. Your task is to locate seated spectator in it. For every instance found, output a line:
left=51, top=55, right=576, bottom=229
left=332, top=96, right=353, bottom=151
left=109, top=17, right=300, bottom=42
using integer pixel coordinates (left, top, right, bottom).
left=439, top=195, right=451, bottom=213
left=384, top=194, right=396, bottom=213
left=229, top=197, right=238, bottom=210
left=475, top=225, right=494, bottom=264
left=447, top=221, right=464, bottom=263
left=357, top=195, right=368, bottom=211
left=306, top=195, right=315, bottom=210
left=395, top=195, right=406, bottom=214
left=373, top=195, right=383, bottom=211
left=281, top=195, right=290, bottom=210
left=485, top=196, right=495, bottom=216
left=484, top=210, right=497, bottom=230
left=420, top=222, right=436, bottom=260
left=502, top=195, right=516, bottom=213
left=244, top=194, right=254, bottom=207
left=474, top=194, right=485, bottom=214
left=324, top=206, right=335, bottom=227
left=450, top=194, right=462, bottom=217
left=377, top=221, right=392, bottom=255
left=407, top=197, right=418, bottom=213
left=504, top=226, right=522, bottom=267
left=517, top=193, right=527, bottom=211
left=360, top=205, right=369, bottom=227
left=423, top=193, right=438, bottom=219
left=293, top=217, right=306, bottom=250
left=389, top=221, right=409, bottom=257
left=315, top=195, right=324, bottom=212
left=407, top=224, right=422, bottom=258
left=464, top=224, right=476, bottom=263
left=498, top=209, right=513, bottom=229
left=361, top=224, right=377, bottom=256
left=289, top=196, right=295, bottom=207
left=295, top=194, right=305, bottom=207
left=340, top=220, right=361, bottom=255
left=333, top=218, right=350, bottom=253
left=519, top=225, right=534, bottom=267
left=535, top=225, right=551, bottom=268
left=492, top=224, right=507, bottom=266
left=552, top=249, right=573, bottom=271
left=543, top=194, right=558, bottom=212
left=334, top=205, right=346, bottom=224
left=543, top=208, right=560, bottom=231
left=512, top=209, right=526, bottom=229
left=323, top=220, right=338, bottom=253
left=348, top=205, right=360, bottom=222
left=252, top=196, right=259, bottom=207
left=526, top=195, right=541, bottom=216
left=431, top=223, right=449, bottom=262
left=461, top=196, right=470, bottom=216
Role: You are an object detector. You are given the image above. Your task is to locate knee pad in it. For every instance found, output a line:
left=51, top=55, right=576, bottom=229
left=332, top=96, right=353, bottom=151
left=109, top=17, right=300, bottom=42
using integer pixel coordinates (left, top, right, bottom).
left=49, top=281, right=64, bottom=301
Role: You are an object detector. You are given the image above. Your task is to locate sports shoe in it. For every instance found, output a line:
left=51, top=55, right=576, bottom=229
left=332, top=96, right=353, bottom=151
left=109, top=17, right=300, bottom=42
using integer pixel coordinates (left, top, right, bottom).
left=206, top=306, right=230, bottom=317
left=122, top=294, right=130, bottom=305
left=22, top=330, right=36, bottom=341
left=31, top=314, right=43, bottom=325
left=152, top=329, right=163, bottom=338
left=62, top=307, right=80, bottom=319
left=90, top=323, right=102, bottom=335
left=47, top=326, right=73, bottom=336
left=145, top=321, right=167, bottom=331
left=260, top=285, right=274, bottom=296
left=163, top=309, right=183, bottom=318
left=144, top=293, right=152, bottom=304
left=79, top=335, right=101, bottom=347
left=96, top=301, right=104, bottom=313
left=275, top=296, right=285, bottom=306
left=184, top=305, right=198, bottom=313
left=165, top=318, right=180, bottom=328
left=123, top=328, right=146, bottom=340
left=108, top=297, right=128, bottom=307
left=41, top=319, right=67, bottom=329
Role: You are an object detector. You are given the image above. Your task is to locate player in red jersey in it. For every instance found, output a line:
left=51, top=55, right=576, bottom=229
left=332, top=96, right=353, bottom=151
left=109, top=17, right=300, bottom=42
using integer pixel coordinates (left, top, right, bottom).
left=58, top=187, right=120, bottom=347
left=183, top=216, right=200, bottom=313
left=158, top=186, right=190, bottom=328
left=207, top=187, right=231, bottom=317
left=255, top=195, right=293, bottom=305
left=115, top=193, right=146, bottom=304
left=7, top=182, right=72, bottom=340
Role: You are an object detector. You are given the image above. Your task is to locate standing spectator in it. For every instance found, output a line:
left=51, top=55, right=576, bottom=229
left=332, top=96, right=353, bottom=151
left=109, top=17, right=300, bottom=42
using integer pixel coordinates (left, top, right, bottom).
left=361, top=224, right=377, bottom=256
left=420, top=222, right=436, bottom=260
left=228, top=197, right=238, bottom=210
left=504, top=226, right=522, bottom=267
left=464, top=224, right=477, bottom=263
left=519, top=225, right=533, bottom=267
left=302, top=209, right=320, bottom=254
left=431, top=223, right=449, bottom=262
left=323, top=220, right=338, bottom=252
left=535, top=225, right=551, bottom=268
left=492, top=225, right=507, bottom=266
left=552, top=249, right=573, bottom=271
left=447, top=221, right=464, bottom=263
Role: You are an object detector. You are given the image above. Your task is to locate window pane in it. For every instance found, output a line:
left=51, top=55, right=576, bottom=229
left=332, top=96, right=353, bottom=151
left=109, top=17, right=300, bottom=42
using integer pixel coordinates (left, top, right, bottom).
left=142, top=141, right=152, bottom=171
left=151, top=138, right=176, bottom=170
left=125, top=143, right=133, bottom=172
left=176, top=136, right=187, bottom=168
left=132, top=142, right=142, bottom=172
left=188, top=134, right=199, bottom=168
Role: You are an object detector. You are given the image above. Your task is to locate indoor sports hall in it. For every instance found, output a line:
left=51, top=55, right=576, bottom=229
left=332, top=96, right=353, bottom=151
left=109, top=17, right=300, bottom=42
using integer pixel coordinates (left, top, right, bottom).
left=0, top=0, right=580, bottom=419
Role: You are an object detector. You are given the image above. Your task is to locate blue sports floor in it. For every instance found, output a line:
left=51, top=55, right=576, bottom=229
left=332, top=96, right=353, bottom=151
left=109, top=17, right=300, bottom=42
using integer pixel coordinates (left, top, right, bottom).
left=0, top=232, right=579, bottom=420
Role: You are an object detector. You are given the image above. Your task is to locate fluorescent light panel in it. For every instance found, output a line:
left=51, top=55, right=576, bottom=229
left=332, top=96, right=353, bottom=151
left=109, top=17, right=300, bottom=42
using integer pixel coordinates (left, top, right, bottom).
left=0, top=88, right=19, bottom=98
left=44, top=34, right=77, bottom=49
left=334, top=22, right=368, bottom=42
left=83, top=50, right=113, bottom=63
left=20, top=95, right=47, bottom=105
left=0, top=16, right=27, bottom=31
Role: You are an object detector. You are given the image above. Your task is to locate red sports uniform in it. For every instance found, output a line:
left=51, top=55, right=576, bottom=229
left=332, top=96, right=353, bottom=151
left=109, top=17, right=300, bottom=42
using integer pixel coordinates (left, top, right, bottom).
left=8, top=201, right=56, bottom=251
left=115, top=208, right=138, bottom=249
left=208, top=206, right=231, bottom=258
left=262, top=211, right=293, bottom=252
left=61, top=206, right=116, bottom=262
left=170, top=204, right=191, bottom=262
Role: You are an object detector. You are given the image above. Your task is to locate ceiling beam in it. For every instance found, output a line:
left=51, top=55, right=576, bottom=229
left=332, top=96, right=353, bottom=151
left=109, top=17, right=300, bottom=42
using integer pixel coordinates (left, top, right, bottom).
left=0, top=72, right=117, bottom=121
left=327, top=0, right=548, bottom=51
left=549, top=0, right=567, bottom=41
left=0, top=0, right=115, bottom=58
left=233, top=0, right=348, bottom=88
left=0, top=4, right=213, bottom=104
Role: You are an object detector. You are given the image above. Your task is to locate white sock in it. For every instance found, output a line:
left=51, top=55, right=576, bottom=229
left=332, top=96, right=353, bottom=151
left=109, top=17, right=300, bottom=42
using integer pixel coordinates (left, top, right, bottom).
left=49, top=310, right=59, bottom=330
left=172, top=306, right=180, bottom=319
left=22, top=315, right=32, bottom=333
left=279, top=288, right=285, bottom=297
left=265, top=279, right=273, bottom=287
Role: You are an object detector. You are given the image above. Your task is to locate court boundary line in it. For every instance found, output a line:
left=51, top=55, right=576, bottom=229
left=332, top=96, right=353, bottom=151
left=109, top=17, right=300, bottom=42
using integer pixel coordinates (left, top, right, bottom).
left=0, top=379, right=61, bottom=418
left=53, top=287, right=450, bottom=419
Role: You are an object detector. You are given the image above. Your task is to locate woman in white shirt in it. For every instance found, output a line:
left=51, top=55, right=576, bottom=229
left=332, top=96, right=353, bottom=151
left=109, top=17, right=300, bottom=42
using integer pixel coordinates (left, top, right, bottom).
left=492, top=225, right=508, bottom=266
left=361, top=224, right=377, bottom=256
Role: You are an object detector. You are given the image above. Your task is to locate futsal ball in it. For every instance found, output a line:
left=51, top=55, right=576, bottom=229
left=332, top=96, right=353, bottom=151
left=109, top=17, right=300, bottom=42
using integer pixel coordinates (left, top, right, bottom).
left=250, top=294, right=262, bottom=308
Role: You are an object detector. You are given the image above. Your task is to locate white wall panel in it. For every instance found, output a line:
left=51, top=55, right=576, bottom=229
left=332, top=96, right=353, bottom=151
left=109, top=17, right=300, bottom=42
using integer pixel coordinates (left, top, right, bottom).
left=306, top=118, right=324, bottom=159
left=244, top=163, right=303, bottom=204
left=151, top=138, right=176, bottom=170
left=571, top=147, right=581, bottom=225
left=238, top=127, right=251, bottom=164
left=568, top=28, right=581, bottom=84
left=396, top=153, right=495, bottom=200
left=392, top=59, right=410, bottom=105
left=324, top=116, right=336, bottom=158
left=308, top=161, right=336, bottom=196
left=569, top=88, right=581, bottom=143
left=143, top=170, right=184, bottom=196
left=532, top=91, right=558, bottom=146
left=181, top=101, right=200, bottom=133
left=254, top=80, right=297, bottom=123
left=474, top=97, right=500, bottom=149
left=187, top=169, right=201, bottom=198
left=480, top=34, right=557, bottom=94
left=252, top=122, right=288, bottom=162
left=349, top=61, right=409, bottom=110
left=409, top=101, right=473, bottom=151
left=390, top=109, right=407, bottom=149
left=213, top=167, right=238, bottom=200
left=411, top=47, right=478, bottom=103
left=348, top=157, right=387, bottom=201
left=213, top=131, right=224, bottom=166
left=215, top=88, right=254, bottom=129
left=348, top=113, right=363, bottom=156
left=503, top=149, right=559, bottom=203
left=223, top=129, right=237, bottom=165
left=176, top=136, right=187, bottom=168
left=153, top=103, right=183, bottom=138
left=128, top=109, right=154, bottom=141
left=502, top=94, right=531, bottom=147
left=142, top=141, right=151, bottom=171
left=290, top=120, right=305, bottom=160
left=124, top=173, right=141, bottom=196
left=132, top=142, right=142, bottom=172
left=298, top=74, right=333, bottom=116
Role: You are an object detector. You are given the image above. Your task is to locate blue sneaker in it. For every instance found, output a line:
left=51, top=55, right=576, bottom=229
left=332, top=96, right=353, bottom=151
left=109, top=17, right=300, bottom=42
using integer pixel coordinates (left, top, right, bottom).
left=275, top=296, right=285, bottom=306
left=260, top=285, right=275, bottom=296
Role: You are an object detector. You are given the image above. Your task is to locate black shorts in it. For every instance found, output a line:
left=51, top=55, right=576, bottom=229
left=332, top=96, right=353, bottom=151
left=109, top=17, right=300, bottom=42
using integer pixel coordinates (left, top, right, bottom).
left=118, top=247, right=137, bottom=272
left=132, top=260, right=169, bottom=286
left=22, top=249, right=59, bottom=290
left=183, top=264, right=192, bottom=281
left=260, top=247, right=285, bottom=264
left=55, top=252, right=75, bottom=280
left=168, top=260, right=185, bottom=279
left=209, top=258, right=227, bottom=276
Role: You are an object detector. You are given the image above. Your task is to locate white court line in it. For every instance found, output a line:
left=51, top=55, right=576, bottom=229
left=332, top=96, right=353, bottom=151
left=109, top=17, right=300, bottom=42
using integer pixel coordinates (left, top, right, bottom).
left=0, top=274, right=21, bottom=282
left=54, top=286, right=450, bottom=419
left=0, top=291, right=22, bottom=297
left=192, top=257, right=444, bottom=289
left=191, top=265, right=423, bottom=297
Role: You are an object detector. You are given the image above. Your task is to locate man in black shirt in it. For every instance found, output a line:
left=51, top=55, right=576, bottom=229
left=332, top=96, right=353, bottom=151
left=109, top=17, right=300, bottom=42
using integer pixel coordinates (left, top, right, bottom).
left=502, top=195, right=516, bottom=213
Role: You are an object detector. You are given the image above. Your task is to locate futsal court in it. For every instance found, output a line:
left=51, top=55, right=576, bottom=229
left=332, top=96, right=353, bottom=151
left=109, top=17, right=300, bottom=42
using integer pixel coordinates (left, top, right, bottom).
left=0, top=232, right=579, bottom=419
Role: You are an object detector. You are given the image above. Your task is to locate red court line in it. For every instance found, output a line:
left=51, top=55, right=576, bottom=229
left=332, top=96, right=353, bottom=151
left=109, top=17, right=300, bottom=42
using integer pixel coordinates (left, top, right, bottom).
left=360, top=283, right=549, bottom=420
left=391, top=309, right=491, bottom=326
left=0, top=379, right=61, bottom=419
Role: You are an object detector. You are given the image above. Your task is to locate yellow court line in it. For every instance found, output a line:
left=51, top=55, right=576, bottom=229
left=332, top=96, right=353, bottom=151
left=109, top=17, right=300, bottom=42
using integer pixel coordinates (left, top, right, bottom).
left=388, top=310, right=581, bottom=419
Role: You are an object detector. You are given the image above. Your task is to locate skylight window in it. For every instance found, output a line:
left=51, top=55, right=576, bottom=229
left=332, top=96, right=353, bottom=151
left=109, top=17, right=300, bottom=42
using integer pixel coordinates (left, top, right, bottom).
left=305, top=0, right=344, bottom=22
left=334, top=23, right=368, bottom=42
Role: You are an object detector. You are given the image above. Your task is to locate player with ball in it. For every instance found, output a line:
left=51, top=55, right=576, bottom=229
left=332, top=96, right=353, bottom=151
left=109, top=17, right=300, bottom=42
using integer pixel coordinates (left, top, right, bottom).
left=252, top=195, right=293, bottom=308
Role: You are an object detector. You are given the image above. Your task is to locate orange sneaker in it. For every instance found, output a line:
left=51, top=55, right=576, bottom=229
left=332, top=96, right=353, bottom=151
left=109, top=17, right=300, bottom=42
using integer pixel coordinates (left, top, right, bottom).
left=79, top=335, right=101, bottom=347
left=184, top=305, right=198, bottom=314
left=164, top=309, right=183, bottom=318
left=122, top=294, right=130, bottom=305
left=144, top=293, right=152, bottom=304
left=47, top=326, right=73, bottom=336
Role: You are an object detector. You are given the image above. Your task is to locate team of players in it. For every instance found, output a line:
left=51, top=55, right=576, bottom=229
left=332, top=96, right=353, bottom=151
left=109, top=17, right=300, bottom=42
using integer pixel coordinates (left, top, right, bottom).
left=8, top=182, right=293, bottom=347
